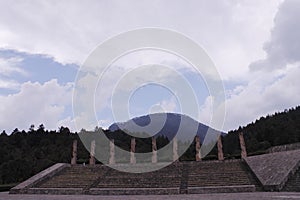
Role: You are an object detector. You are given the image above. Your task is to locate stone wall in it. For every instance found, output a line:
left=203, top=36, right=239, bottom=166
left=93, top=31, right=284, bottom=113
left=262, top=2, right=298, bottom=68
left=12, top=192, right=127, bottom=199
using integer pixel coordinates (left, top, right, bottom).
left=267, top=142, right=300, bottom=153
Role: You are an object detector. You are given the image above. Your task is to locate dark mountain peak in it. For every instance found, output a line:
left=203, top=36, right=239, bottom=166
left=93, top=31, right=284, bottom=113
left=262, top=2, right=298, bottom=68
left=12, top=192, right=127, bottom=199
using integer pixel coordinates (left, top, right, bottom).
left=108, top=112, right=225, bottom=142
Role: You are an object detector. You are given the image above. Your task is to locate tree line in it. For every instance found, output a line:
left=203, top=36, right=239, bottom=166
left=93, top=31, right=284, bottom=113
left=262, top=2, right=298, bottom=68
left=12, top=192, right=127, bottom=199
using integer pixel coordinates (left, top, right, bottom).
left=0, top=106, right=299, bottom=185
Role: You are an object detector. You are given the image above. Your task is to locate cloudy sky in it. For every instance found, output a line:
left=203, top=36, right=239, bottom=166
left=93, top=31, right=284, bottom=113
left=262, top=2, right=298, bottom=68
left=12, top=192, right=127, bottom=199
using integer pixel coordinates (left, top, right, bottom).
left=0, top=0, right=299, bottom=133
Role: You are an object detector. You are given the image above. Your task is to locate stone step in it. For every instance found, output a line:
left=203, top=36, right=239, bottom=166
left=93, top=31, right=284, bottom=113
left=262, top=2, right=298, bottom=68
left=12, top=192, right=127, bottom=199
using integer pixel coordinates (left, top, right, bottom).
left=188, top=185, right=256, bottom=194
left=89, top=187, right=180, bottom=195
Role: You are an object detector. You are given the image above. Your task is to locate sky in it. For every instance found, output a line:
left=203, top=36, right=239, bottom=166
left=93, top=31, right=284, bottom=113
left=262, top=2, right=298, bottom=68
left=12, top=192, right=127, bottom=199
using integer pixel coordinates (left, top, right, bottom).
left=0, top=0, right=299, bottom=134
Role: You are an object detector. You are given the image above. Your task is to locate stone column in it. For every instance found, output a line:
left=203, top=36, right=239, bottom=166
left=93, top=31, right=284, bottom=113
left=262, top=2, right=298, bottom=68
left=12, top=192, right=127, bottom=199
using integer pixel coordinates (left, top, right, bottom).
left=89, top=140, right=96, bottom=165
left=195, top=136, right=201, bottom=161
left=173, top=137, right=179, bottom=161
left=239, top=132, right=247, bottom=159
left=152, top=137, right=157, bottom=163
left=71, top=140, right=77, bottom=165
left=130, top=138, right=136, bottom=164
left=109, top=139, right=115, bottom=165
left=217, top=135, right=224, bottom=161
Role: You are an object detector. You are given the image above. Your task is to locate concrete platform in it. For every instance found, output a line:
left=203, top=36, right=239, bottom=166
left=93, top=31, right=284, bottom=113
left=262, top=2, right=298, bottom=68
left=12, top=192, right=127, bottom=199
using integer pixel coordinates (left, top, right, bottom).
left=2, top=192, right=300, bottom=200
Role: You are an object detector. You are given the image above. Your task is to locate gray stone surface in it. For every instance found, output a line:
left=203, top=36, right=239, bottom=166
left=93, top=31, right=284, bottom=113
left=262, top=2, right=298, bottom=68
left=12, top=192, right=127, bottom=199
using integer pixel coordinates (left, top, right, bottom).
left=245, top=149, right=300, bottom=191
left=26, top=188, right=83, bottom=195
left=2, top=192, right=300, bottom=200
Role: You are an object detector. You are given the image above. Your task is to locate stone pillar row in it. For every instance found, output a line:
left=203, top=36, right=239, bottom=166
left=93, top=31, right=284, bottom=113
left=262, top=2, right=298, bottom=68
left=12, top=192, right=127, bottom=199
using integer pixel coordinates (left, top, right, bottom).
left=70, top=132, right=247, bottom=164
left=195, top=135, right=225, bottom=162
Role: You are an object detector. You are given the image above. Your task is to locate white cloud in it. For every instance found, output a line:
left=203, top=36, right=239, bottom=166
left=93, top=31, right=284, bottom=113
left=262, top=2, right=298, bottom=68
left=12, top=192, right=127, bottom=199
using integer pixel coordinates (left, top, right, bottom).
left=223, top=64, right=300, bottom=131
left=0, top=57, right=26, bottom=76
left=250, top=0, right=300, bottom=71
left=0, top=0, right=281, bottom=80
left=198, top=96, right=213, bottom=125
left=215, top=0, right=300, bottom=131
left=0, top=79, right=73, bottom=133
left=0, top=79, right=20, bottom=89
left=2, top=0, right=298, bottom=134
left=0, top=56, right=26, bottom=89
left=57, top=116, right=76, bottom=131
left=158, top=97, right=178, bottom=113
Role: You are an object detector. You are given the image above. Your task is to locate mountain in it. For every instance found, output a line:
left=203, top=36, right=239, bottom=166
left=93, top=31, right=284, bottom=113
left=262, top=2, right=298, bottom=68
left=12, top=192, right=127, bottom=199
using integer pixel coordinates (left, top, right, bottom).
left=108, top=113, right=225, bottom=142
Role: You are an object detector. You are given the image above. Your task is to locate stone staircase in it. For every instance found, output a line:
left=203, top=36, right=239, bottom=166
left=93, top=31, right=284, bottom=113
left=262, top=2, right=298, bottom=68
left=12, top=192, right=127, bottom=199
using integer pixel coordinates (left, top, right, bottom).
left=283, top=166, right=300, bottom=192
left=95, top=163, right=182, bottom=189
left=88, top=163, right=182, bottom=195
left=183, top=160, right=259, bottom=193
left=12, top=160, right=261, bottom=195
left=10, top=148, right=300, bottom=195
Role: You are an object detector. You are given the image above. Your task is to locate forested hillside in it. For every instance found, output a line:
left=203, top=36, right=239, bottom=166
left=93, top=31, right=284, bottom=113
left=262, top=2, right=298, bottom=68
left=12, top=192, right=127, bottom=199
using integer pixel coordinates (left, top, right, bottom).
left=222, top=106, right=300, bottom=157
left=0, top=126, right=169, bottom=185
left=0, top=126, right=81, bottom=184
left=0, top=106, right=299, bottom=185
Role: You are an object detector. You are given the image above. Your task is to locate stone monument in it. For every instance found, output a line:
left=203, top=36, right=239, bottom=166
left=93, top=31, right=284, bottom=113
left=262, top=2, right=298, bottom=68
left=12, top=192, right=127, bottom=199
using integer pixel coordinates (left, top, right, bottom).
left=239, top=132, right=247, bottom=159
left=173, top=137, right=179, bottom=161
left=130, top=138, right=136, bottom=164
left=71, top=140, right=77, bottom=165
left=89, top=140, right=96, bottom=165
left=195, top=136, right=201, bottom=161
left=109, top=139, right=115, bottom=165
left=152, top=137, right=157, bottom=163
left=218, top=135, right=224, bottom=161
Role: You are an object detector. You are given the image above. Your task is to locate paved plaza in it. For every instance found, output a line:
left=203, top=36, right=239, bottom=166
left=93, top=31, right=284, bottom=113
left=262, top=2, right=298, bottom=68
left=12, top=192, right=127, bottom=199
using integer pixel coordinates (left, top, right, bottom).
left=1, top=192, right=300, bottom=200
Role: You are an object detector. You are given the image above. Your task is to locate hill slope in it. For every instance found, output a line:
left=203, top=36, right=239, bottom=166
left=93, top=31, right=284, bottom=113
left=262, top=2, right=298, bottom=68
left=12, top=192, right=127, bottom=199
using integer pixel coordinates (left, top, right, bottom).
left=109, top=113, right=225, bottom=142
left=222, top=106, right=300, bottom=157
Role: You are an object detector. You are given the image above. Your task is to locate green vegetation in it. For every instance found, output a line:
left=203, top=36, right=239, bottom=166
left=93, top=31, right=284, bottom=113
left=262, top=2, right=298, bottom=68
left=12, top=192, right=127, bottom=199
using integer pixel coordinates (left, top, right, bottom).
left=0, top=126, right=169, bottom=184
left=0, top=106, right=299, bottom=185
left=0, top=126, right=80, bottom=184
left=224, top=106, right=300, bottom=157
